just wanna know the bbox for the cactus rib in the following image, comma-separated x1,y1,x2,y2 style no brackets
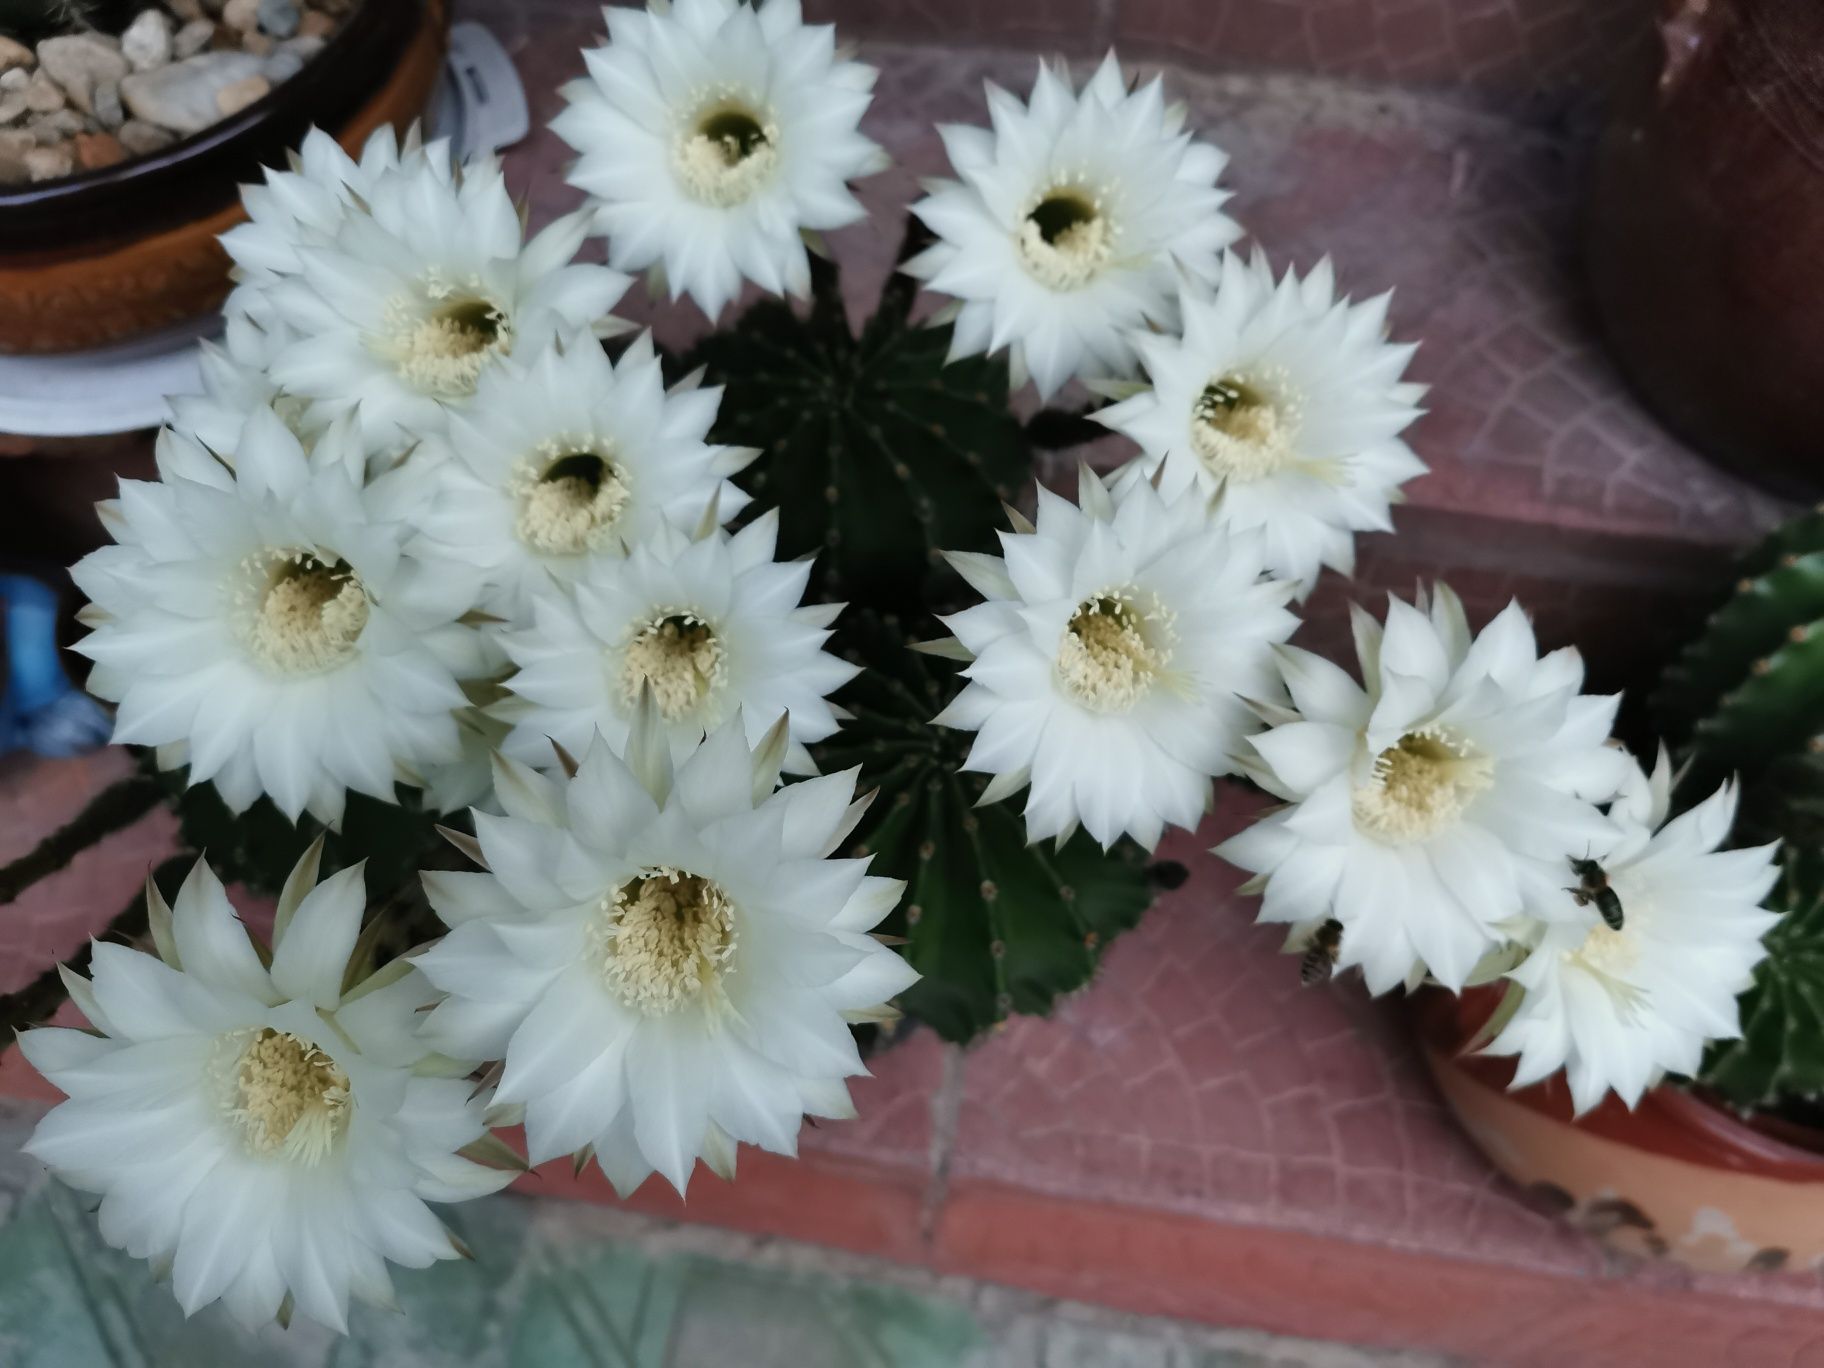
1681,622,1824,795
814,612,1154,1043
684,274,1032,613
1701,847,1824,1109
1652,506,1824,799
1652,551,1824,738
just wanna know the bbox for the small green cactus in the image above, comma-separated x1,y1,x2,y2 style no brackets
1700,845,1824,1109
1652,504,1824,798
813,612,1158,1043
1658,504,1824,1112
683,258,1033,613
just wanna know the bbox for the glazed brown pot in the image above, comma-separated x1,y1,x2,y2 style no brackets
1587,0,1824,497
0,0,450,354
1415,986,1824,1274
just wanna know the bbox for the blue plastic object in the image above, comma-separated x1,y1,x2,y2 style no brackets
0,573,110,759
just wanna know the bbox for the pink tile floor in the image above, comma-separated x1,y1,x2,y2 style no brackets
1107,0,1650,100
0,750,174,996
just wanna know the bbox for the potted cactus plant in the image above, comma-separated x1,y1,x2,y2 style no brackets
0,17,1291,1326
9,0,1804,1331
682,244,1174,1043
1417,505,1824,1273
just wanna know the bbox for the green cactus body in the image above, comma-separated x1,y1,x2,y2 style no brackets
1652,505,1824,795
1700,846,1824,1109
813,612,1155,1043
1737,507,1824,580
142,750,442,903
683,279,1033,613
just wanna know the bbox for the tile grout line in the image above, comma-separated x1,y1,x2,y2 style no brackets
919,1043,965,1245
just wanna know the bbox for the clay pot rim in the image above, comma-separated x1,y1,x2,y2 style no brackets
0,0,417,244
1412,984,1824,1179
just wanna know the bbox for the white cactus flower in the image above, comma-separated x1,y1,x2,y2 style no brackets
18,850,515,1333
413,701,916,1195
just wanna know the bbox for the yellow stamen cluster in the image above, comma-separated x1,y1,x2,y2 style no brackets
385,281,513,397
674,100,780,208
226,1028,350,1166
1571,920,1644,978
1055,591,1171,714
1016,184,1113,291
1351,727,1494,845
1191,368,1303,482
1567,905,1651,1021
240,550,369,676
593,868,738,1016
618,611,725,721
512,444,632,556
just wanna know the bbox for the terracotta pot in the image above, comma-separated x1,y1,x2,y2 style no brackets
1414,986,1824,1274
1587,0,1824,497
0,0,450,355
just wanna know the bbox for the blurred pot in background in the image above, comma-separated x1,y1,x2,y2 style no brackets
1588,0,1824,498
0,0,449,354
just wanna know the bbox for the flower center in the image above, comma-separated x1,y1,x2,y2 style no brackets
385,281,513,397
1191,369,1303,482
1571,921,1644,979
1055,590,1172,713
1567,905,1650,1018
224,1028,350,1166
674,100,780,207
592,867,737,1016
512,445,632,556
1017,185,1112,291
239,550,369,676
618,611,725,721
1351,727,1494,845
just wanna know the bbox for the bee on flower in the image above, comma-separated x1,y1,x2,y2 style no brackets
1218,585,1628,993
1485,749,1782,1114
